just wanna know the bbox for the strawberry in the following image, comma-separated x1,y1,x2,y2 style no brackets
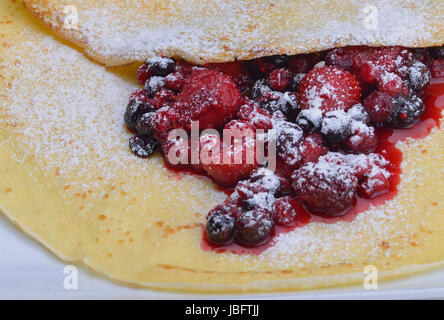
297,66,361,113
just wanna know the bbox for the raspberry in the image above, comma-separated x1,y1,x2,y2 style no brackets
174,69,243,130
431,59,444,78
345,121,378,154
299,133,328,164
124,89,155,131
234,209,274,246
385,93,425,128
325,46,369,70
137,63,151,85
199,122,258,186
348,153,391,198
161,136,191,169
377,72,407,96
149,107,180,141
292,153,358,215
363,91,394,123
207,61,253,94
267,68,293,91
129,134,158,158
236,100,273,130
274,196,298,226
150,88,176,109
164,72,185,92
298,66,361,113
206,211,235,245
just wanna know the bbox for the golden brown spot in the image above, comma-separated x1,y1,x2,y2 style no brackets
81,193,87,200
422,149,427,154
63,185,71,190
432,202,438,206
104,194,109,199
108,253,112,258
125,231,131,235
381,241,390,249
5,188,12,192
118,239,125,244
98,214,107,221
410,241,418,247
79,206,85,210
155,221,164,227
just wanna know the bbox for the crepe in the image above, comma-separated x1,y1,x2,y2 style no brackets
24,0,444,66
1,0,444,293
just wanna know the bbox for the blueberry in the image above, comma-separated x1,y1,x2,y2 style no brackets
129,134,158,158
234,209,273,246
206,213,235,246
124,96,155,131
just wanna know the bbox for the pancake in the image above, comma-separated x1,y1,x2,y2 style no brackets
24,0,444,66
1,0,444,293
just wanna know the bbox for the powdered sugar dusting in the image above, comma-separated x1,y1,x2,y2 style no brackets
1,27,226,216
25,0,443,66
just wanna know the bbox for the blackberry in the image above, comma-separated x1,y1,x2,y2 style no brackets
251,79,270,99
385,93,425,128
234,209,274,246
428,46,444,59
320,110,352,144
296,108,323,133
275,121,304,162
135,112,155,135
129,134,158,158
145,57,176,77
124,92,155,131
260,92,299,118
266,55,288,68
347,104,371,125
144,76,165,98
407,61,431,90
289,73,306,91
206,212,235,245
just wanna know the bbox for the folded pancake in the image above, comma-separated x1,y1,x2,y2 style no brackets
24,0,444,66
1,0,444,292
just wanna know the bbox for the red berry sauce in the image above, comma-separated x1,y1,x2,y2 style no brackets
124,46,444,255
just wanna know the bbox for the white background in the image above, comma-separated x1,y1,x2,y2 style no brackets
1,216,444,299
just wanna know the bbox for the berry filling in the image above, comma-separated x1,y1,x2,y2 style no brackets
124,45,444,253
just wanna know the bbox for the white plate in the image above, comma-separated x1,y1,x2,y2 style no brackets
1,215,444,300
